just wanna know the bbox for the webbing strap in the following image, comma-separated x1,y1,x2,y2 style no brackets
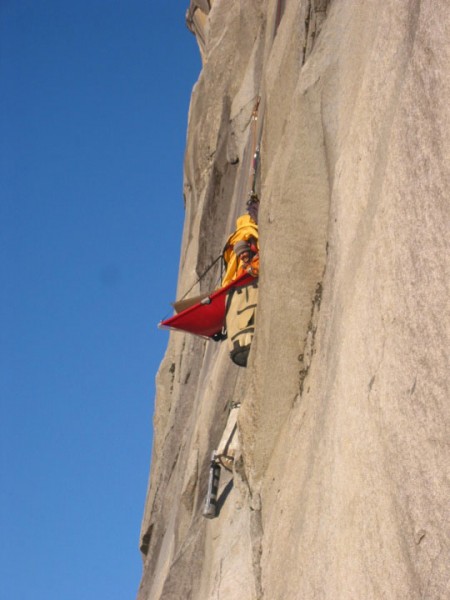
177,253,222,303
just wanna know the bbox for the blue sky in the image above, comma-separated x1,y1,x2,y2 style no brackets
0,2,201,598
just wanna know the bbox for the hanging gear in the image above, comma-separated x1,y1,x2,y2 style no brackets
248,98,261,201
247,193,260,223
215,402,241,470
202,451,221,519
202,401,241,519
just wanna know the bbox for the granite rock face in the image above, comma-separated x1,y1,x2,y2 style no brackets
138,1,450,598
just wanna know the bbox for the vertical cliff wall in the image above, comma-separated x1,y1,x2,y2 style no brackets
138,1,449,598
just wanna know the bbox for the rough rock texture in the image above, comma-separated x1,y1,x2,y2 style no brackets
138,1,449,598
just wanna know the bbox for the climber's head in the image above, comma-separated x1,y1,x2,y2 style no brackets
234,240,253,264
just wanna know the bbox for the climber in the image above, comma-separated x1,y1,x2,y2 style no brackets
221,214,259,286
233,239,259,279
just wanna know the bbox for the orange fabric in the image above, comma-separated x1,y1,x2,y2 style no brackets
236,254,259,279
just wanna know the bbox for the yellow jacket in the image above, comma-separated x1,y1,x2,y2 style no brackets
221,214,259,286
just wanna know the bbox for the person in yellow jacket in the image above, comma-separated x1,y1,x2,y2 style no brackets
233,240,259,279
221,214,259,286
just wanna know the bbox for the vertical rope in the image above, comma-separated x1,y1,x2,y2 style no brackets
243,0,286,222
230,0,287,226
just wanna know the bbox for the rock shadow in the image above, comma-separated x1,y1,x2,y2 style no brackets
215,478,234,516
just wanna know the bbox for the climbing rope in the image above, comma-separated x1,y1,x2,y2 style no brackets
245,96,262,223
248,96,261,198
176,253,223,303
219,0,286,220
247,94,265,223
240,0,286,224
